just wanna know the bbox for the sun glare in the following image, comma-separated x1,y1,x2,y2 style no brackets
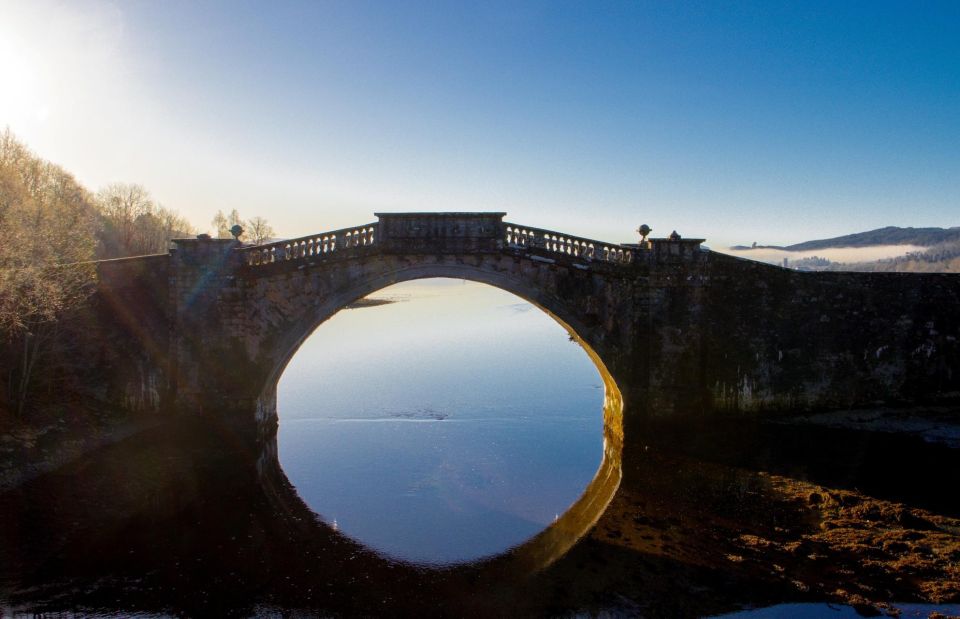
0,1,126,136
0,18,44,126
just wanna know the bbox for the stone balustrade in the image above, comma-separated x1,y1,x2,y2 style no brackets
503,223,633,265
241,224,378,266
240,216,641,269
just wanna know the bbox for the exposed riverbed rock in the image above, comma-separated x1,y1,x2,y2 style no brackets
592,449,960,612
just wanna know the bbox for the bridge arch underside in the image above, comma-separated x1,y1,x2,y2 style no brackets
247,258,623,444
241,257,625,567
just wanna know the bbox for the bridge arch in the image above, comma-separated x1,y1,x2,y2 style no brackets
253,259,625,569
167,213,651,434
260,261,619,414
246,256,621,450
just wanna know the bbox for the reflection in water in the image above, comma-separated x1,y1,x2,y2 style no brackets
1,415,958,616
276,279,609,564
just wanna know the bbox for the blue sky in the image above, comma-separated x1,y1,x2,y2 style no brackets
1,0,957,247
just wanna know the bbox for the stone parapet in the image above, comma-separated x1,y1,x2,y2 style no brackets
376,212,506,253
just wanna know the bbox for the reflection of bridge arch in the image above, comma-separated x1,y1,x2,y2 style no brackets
256,382,622,575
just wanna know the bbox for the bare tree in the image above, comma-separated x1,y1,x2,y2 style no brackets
96,183,151,252
228,209,242,229
97,183,194,257
211,210,274,243
246,216,275,245
212,210,230,239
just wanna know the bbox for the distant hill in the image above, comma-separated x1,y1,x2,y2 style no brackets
784,226,960,251
731,226,960,252
729,225,960,273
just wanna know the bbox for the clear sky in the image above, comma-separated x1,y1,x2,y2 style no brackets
1,0,957,248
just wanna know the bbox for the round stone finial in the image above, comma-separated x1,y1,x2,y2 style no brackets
230,224,244,240
637,224,652,242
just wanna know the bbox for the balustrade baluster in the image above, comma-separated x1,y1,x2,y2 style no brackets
241,220,635,270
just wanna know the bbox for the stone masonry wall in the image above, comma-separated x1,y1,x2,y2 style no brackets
694,253,960,413
87,254,171,414
184,247,639,437
83,226,960,436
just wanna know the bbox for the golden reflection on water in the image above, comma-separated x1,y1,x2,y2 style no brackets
488,312,623,575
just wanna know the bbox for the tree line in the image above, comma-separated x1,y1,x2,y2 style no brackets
211,209,274,245
796,241,960,273
840,242,960,273
0,129,275,419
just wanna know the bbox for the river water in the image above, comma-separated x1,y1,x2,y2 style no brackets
276,278,605,565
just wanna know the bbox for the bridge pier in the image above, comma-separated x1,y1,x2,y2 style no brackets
168,236,266,424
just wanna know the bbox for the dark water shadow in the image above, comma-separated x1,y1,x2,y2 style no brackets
629,415,960,518
1,409,957,616
0,420,763,617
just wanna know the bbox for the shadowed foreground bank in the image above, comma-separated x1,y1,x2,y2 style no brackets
0,414,958,617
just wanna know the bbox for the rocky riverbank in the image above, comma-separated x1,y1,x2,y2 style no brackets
581,412,960,615
590,448,960,614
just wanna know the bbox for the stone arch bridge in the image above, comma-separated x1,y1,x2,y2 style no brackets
92,212,960,440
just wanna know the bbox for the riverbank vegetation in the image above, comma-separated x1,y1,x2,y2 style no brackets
0,130,275,423
1,130,101,420
783,242,960,273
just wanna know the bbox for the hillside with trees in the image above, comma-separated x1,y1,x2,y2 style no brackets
0,130,101,417
785,227,960,252
732,226,960,252
95,182,195,258
732,225,960,273
823,241,960,273
0,130,278,421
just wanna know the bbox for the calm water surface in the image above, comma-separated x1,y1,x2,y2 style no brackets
276,279,605,565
